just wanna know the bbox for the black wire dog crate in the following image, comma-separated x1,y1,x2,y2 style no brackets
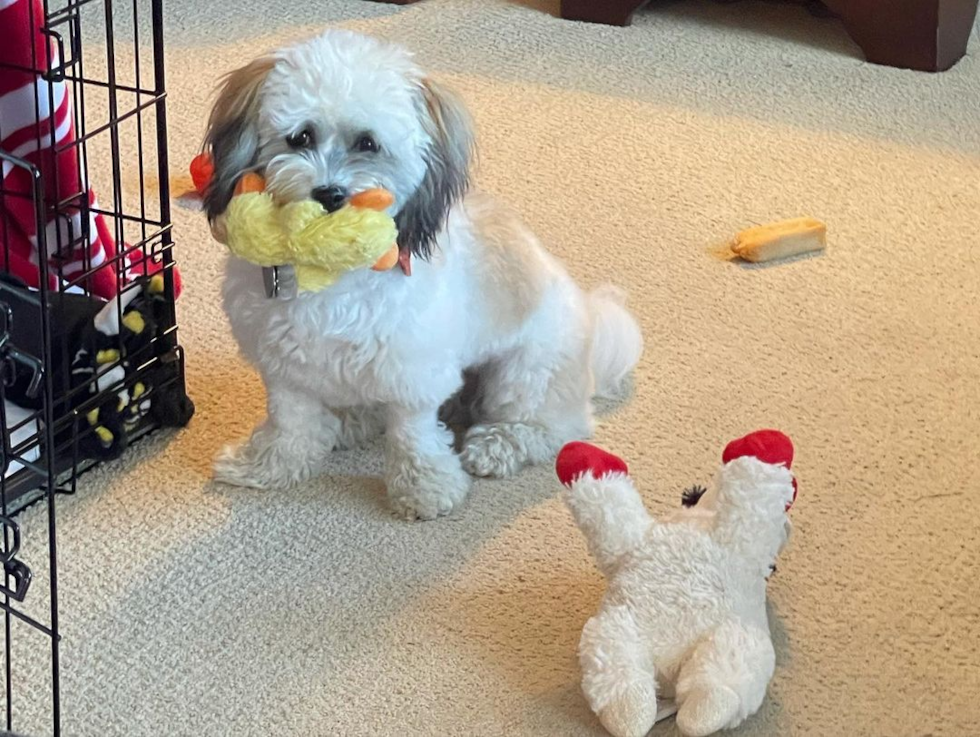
0,0,192,733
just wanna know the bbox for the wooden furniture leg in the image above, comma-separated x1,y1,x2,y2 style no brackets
825,0,978,71
561,0,650,26
560,0,977,71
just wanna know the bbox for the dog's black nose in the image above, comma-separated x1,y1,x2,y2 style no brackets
312,185,348,213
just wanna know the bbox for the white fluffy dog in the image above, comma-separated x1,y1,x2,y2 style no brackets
204,30,643,519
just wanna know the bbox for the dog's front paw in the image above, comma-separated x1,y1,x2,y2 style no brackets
386,451,472,521
213,440,284,489
213,423,328,490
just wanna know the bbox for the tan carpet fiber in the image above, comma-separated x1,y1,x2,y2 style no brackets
10,1,980,735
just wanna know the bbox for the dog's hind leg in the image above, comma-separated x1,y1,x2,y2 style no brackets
459,337,594,479
334,405,387,450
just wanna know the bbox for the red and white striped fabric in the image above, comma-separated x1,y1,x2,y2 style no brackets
0,0,180,299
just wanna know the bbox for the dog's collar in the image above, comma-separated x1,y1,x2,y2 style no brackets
398,248,412,277
262,251,412,300
263,265,296,299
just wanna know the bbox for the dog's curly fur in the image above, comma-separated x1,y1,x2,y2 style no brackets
204,30,643,519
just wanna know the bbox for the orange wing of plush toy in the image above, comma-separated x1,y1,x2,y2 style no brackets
233,171,265,196
350,189,399,271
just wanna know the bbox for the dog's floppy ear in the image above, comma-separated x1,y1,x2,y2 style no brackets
397,78,476,260
202,57,275,222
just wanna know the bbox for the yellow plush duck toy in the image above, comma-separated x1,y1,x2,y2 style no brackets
191,153,401,294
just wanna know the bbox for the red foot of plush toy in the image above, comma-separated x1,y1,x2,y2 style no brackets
723,429,797,507
556,441,629,487
723,429,793,468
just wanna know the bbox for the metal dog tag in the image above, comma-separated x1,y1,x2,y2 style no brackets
262,265,298,300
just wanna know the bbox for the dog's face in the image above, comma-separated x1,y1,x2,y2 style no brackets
203,30,475,259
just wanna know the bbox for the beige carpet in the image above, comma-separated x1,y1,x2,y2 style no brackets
9,1,980,735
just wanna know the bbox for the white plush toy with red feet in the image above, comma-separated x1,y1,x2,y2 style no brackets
556,430,799,737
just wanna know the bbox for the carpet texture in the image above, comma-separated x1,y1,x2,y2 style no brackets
8,1,980,735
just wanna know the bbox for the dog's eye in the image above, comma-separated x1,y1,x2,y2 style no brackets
286,129,314,149
354,134,379,153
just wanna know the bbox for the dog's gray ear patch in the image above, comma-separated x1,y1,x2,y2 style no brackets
396,78,476,260
202,57,275,222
